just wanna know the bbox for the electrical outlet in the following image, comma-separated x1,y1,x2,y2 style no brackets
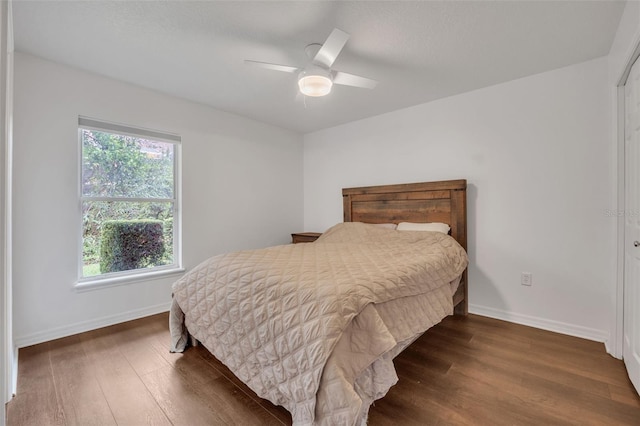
521,272,532,286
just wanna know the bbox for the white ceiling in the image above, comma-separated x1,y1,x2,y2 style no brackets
12,0,625,134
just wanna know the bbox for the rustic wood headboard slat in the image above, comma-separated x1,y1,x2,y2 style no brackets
346,190,451,202
342,179,466,195
350,200,452,224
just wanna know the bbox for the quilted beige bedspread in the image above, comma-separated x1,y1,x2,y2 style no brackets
170,222,468,425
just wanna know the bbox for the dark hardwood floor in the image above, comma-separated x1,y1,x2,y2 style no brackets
6,313,640,425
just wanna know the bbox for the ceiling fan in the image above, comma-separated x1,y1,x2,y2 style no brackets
245,28,378,97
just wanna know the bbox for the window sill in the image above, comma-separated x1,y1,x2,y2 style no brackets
74,267,185,292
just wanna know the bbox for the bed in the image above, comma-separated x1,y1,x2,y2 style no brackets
170,179,469,426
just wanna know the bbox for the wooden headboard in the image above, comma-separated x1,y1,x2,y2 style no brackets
342,179,468,315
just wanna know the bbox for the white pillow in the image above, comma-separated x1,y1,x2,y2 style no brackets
396,222,450,234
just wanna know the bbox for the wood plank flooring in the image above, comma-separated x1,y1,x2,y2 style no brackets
6,313,640,425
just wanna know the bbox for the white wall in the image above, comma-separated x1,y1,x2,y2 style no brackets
304,57,614,343
12,53,303,347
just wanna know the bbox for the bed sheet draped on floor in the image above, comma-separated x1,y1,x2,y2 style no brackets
170,222,468,425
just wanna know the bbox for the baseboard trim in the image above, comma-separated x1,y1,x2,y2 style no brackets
469,304,609,343
14,302,171,348
13,302,610,350
604,339,621,360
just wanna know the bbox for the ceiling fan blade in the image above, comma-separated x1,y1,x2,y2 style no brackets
313,28,350,68
244,60,299,73
333,71,378,89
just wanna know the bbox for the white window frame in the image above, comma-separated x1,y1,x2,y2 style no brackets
75,117,183,291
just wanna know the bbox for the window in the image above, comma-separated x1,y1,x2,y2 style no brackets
78,117,181,283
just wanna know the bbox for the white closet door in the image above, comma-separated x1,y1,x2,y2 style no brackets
624,55,640,395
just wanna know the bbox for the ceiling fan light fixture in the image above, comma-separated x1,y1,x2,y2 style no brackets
298,73,333,97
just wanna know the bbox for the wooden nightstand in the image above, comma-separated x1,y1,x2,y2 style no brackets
291,232,322,244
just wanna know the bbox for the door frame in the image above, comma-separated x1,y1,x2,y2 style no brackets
614,36,640,359
1,1,13,421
